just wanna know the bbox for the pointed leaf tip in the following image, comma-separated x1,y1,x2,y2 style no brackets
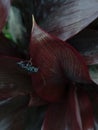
32,15,35,28
30,21,92,101
31,15,50,44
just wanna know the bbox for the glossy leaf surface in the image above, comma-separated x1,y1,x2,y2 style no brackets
42,86,94,130
77,89,94,130
91,94,98,130
30,19,92,102
41,0,98,40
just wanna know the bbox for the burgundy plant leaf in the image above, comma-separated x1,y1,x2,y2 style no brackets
91,94,98,129
42,102,68,130
30,18,92,102
0,0,10,32
85,88,98,129
28,91,48,107
41,0,98,41
42,86,91,130
77,89,94,130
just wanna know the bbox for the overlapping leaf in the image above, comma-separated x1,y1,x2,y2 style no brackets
24,106,47,130
0,95,29,130
30,18,92,102
86,88,98,129
0,0,10,32
0,96,47,130
77,89,94,130
0,1,97,130
0,56,47,106
42,86,94,130
41,0,98,40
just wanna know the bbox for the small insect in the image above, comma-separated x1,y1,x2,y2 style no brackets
17,58,38,73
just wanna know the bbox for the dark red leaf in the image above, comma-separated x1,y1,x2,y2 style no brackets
30,18,92,102
42,103,68,130
41,0,98,40
28,92,48,107
0,0,10,32
85,89,98,129
77,89,94,130
66,86,83,130
42,86,83,130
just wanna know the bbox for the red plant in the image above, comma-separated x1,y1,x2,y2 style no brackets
0,0,98,130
